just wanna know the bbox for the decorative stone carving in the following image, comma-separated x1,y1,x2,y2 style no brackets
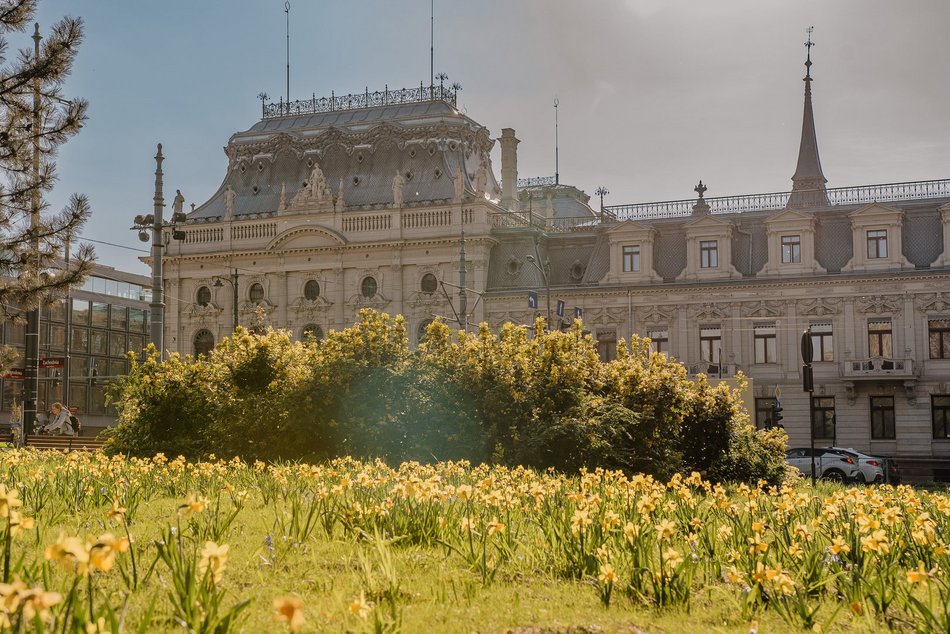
798,297,841,316
856,295,902,315
916,292,950,313
636,304,677,324
689,302,731,321
474,159,488,197
289,295,334,318
290,161,334,211
584,306,627,326
742,300,784,318
185,302,223,328
488,310,535,329
278,182,287,212
504,256,523,278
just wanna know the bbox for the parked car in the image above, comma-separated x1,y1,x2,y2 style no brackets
785,448,860,482
827,447,900,484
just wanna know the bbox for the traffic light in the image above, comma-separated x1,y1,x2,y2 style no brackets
772,401,784,426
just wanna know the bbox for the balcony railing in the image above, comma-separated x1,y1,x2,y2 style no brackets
841,357,916,380
262,82,458,119
687,362,743,379
518,176,557,188
604,179,950,221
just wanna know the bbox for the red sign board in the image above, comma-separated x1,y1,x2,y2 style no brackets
40,357,65,369
2,368,24,379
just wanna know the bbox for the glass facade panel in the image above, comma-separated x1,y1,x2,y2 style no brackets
91,302,109,328
71,328,89,353
70,356,89,380
3,321,25,346
68,383,87,415
110,333,127,357
47,324,66,351
110,359,127,378
47,298,67,322
91,331,108,355
129,308,147,333
72,299,90,325
111,306,128,331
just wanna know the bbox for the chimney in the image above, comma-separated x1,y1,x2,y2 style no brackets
499,128,520,211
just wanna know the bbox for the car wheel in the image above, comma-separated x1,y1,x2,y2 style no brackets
822,469,845,482
854,472,867,484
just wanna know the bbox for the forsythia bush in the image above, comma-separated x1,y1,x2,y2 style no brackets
105,310,787,483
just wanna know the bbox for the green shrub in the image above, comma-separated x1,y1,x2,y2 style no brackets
105,311,787,484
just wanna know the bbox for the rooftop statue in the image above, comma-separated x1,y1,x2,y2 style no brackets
392,170,406,206
172,189,185,216
290,161,335,211
223,185,236,219
453,166,465,203
474,160,488,197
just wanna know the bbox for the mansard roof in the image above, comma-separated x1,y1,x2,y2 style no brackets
186,97,500,222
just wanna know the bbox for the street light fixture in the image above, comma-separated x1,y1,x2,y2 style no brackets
129,145,188,360
525,254,552,326
212,269,239,332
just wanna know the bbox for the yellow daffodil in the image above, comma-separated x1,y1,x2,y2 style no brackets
198,541,229,584
273,596,305,632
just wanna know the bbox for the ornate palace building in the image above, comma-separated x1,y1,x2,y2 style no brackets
162,55,950,475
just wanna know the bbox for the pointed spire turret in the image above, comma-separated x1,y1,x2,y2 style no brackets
788,27,829,208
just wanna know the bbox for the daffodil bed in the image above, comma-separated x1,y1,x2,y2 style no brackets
0,450,946,633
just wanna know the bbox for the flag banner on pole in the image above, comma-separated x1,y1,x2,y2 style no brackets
528,291,538,309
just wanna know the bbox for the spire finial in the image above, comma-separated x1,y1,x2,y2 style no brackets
804,26,814,81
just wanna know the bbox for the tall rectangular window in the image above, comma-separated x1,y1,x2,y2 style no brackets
810,323,834,362
622,245,641,272
781,235,801,263
753,324,777,364
866,229,888,259
867,318,892,358
699,326,722,363
755,397,777,430
812,396,836,440
870,396,896,439
929,319,950,359
597,330,617,363
647,328,668,355
700,240,718,268
932,395,950,439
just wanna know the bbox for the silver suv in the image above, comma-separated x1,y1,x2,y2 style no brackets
785,448,860,482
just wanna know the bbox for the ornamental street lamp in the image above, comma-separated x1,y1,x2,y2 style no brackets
212,269,239,331
525,254,552,326
129,144,187,361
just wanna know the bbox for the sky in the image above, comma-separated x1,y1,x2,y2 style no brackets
30,0,950,274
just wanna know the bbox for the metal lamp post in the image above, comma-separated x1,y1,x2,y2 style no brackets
525,254,552,325
212,269,239,331
130,144,187,361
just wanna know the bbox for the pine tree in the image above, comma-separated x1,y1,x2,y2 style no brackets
0,0,94,371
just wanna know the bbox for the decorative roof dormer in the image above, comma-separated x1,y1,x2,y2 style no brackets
677,214,742,281
841,202,913,272
763,207,825,276
602,220,662,284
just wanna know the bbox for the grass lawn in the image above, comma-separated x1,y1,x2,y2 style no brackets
0,450,943,632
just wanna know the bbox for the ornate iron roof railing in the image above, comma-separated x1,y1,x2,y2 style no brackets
604,178,950,221
517,176,557,188
261,82,458,119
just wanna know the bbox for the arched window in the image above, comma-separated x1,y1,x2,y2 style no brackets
420,273,438,294
360,276,377,298
304,280,320,301
302,324,323,341
418,319,433,344
196,286,212,307
193,329,215,356
249,283,264,302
